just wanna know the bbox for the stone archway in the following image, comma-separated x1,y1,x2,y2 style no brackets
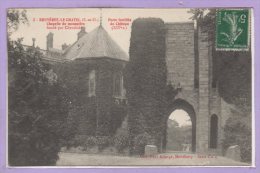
163,99,196,152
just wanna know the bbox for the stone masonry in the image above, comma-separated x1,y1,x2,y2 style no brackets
165,22,233,153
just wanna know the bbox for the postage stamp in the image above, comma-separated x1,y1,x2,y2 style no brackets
216,9,250,51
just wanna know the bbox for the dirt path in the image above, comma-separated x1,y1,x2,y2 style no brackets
56,151,250,166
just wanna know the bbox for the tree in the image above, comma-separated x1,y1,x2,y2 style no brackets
7,9,28,36
8,10,72,166
125,18,167,154
189,9,251,111
222,112,251,163
167,119,192,151
189,9,252,162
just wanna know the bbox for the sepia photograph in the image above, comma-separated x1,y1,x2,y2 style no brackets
7,8,252,166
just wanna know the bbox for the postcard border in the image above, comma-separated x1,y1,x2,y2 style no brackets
0,0,259,173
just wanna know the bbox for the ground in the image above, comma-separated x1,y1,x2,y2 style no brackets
56,151,250,166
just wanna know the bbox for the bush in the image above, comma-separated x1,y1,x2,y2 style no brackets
222,115,251,163
110,105,127,135
114,128,129,153
96,136,113,151
8,40,75,166
8,127,61,166
66,139,77,149
69,135,85,147
83,136,98,150
133,132,152,155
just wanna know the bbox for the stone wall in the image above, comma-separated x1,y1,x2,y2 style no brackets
197,28,210,152
165,22,199,114
165,22,195,90
164,22,234,153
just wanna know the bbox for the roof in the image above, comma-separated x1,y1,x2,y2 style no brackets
64,25,128,61
48,47,64,54
22,45,68,64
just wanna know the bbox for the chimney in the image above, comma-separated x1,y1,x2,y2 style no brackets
32,38,36,47
46,32,54,50
62,43,69,50
77,27,86,40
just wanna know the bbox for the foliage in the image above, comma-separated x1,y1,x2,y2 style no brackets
216,51,251,111
110,104,128,135
67,117,129,153
96,136,114,151
189,9,252,161
114,119,129,153
57,59,127,136
166,84,179,105
56,61,99,136
114,133,129,153
125,18,167,154
8,39,72,166
189,9,251,112
8,10,73,165
167,119,192,151
222,113,251,163
7,9,28,36
67,135,99,150
133,132,152,155
66,132,129,154
85,136,98,149
61,106,82,148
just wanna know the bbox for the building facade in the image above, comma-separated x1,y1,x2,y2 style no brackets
34,22,234,153
164,22,234,153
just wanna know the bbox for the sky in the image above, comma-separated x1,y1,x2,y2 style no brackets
10,8,193,54
169,110,192,127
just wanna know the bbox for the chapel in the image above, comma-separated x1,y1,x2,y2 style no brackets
44,24,129,137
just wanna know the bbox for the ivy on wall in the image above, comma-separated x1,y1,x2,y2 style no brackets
125,18,168,155
56,59,127,137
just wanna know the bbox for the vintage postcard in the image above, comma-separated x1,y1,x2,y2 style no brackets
6,7,253,167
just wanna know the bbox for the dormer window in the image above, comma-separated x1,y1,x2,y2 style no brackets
88,70,96,97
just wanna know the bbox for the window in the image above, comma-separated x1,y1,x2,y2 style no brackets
113,73,125,97
88,70,96,97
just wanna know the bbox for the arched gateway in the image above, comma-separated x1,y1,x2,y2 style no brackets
40,21,234,154
163,22,233,153
163,99,196,152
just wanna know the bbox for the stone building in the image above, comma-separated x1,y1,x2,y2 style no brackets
33,21,234,154
24,25,129,137
57,25,128,137
164,22,234,153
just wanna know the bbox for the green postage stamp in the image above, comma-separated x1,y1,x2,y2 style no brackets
216,9,250,51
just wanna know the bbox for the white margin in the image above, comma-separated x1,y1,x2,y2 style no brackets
251,7,255,167
5,7,256,168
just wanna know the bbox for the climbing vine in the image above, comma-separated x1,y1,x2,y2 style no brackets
125,18,167,155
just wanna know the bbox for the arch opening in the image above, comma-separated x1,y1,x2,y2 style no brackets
167,109,192,152
163,99,196,152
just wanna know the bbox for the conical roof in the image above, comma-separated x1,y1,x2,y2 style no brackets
64,26,128,61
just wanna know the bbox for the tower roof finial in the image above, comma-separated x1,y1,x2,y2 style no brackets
100,8,102,26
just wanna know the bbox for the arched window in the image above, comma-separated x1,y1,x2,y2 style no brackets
113,73,124,97
210,114,218,148
88,70,96,97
